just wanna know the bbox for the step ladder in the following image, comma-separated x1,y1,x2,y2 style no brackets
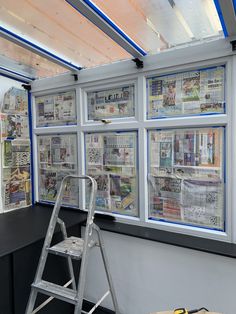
25,175,120,314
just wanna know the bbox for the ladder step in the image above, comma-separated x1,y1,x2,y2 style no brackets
32,280,77,304
48,236,84,260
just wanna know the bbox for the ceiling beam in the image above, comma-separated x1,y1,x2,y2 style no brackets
66,0,146,59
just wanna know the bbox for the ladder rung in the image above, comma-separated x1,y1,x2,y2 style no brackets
48,236,84,260
32,280,77,304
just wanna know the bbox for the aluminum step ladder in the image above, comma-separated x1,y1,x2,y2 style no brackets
25,175,120,314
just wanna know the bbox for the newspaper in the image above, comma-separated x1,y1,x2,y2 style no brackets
147,66,225,118
3,139,31,168
2,87,28,114
3,179,31,211
2,164,31,211
182,179,224,229
39,169,79,205
148,127,224,229
87,85,135,120
149,175,182,220
36,90,76,126
0,87,31,211
38,134,78,205
149,128,223,170
86,132,137,216
1,114,29,138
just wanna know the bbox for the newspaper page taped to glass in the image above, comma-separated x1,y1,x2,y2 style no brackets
0,86,31,211
148,127,224,230
37,134,78,206
1,87,28,115
87,85,135,120
1,114,29,139
2,139,31,210
36,90,76,127
85,131,138,216
147,66,225,119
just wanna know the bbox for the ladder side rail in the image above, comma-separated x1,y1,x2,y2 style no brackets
25,175,71,314
74,176,97,313
93,224,120,314
32,175,73,283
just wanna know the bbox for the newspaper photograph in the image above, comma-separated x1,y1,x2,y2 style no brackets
87,85,135,120
181,71,200,102
147,76,182,118
2,87,28,114
182,179,224,230
1,114,29,138
147,66,225,118
149,130,174,169
85,132,138,216
36,90,76,126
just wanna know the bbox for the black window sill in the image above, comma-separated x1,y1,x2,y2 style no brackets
92,216,236,259
3,202,235,259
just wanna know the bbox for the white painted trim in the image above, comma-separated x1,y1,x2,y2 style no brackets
231,55,236,243
30,43,233,242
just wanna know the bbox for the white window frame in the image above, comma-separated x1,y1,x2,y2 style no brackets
31,39,236,243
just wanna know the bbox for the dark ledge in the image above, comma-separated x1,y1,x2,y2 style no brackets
0,204,87,257
93,218,236,259
1,202,235,259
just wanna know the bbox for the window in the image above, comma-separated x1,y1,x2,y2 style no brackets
85,131,138,217
148,127,224,230
35,90,76,127
147,66,225,119
87,84,135,121
32,54,230,242
37,134,78,206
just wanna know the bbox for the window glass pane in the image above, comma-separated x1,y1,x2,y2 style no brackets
37,134,78,206
92,0,222,53
0,36,69,79
35,91,76,127
87,85,135,121
147,66,225,119
0,0,131,71
85,131,138,217
148,127,224,230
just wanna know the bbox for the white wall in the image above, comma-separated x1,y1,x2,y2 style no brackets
84,230,236,314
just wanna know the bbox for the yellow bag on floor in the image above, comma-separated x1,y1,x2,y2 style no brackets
150,311,221,314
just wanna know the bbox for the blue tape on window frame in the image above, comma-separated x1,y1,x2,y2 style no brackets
213,0,228,37
0,26,82,71
28,91,35,205
66,0,146,57
233,0,236,13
